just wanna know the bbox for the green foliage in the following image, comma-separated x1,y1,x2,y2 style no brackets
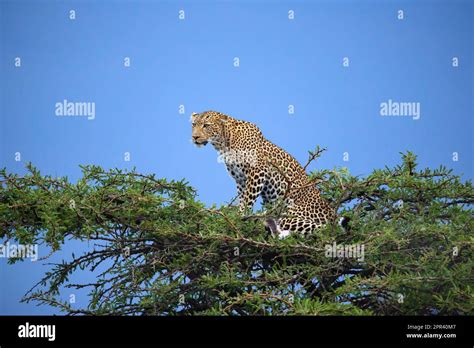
0,152,473,315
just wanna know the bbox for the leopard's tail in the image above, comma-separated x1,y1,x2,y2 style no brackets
338,216,351,232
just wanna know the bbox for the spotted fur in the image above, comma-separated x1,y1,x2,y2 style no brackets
191,111,336,237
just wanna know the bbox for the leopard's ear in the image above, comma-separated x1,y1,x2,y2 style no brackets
190,112,198,122
218,115,228,124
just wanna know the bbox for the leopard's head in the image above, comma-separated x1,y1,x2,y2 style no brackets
191,111,228,147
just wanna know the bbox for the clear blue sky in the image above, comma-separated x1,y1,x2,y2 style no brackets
1,0,472,314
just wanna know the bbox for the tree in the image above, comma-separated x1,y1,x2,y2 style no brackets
0,151,473,315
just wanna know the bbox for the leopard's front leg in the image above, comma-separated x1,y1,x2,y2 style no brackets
239,169,265,215
226,163,246,205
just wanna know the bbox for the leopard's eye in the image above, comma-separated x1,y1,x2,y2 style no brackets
203,124,210,128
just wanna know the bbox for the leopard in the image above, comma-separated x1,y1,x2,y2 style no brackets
191,110,345,238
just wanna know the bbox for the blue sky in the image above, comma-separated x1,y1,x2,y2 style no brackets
0,0,472,314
